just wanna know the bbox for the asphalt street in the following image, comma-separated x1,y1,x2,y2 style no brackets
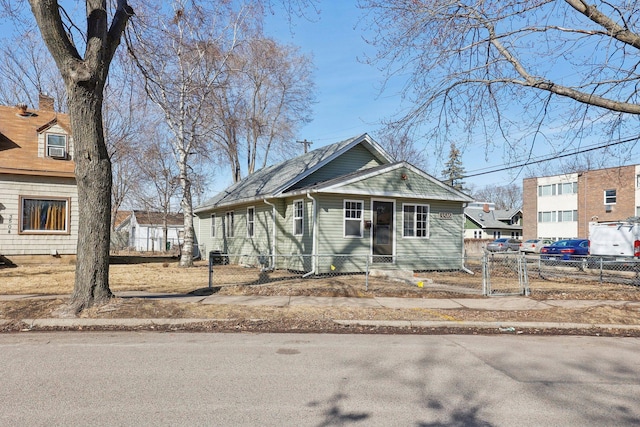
1,332,639,426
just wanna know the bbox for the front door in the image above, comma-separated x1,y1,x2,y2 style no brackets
372,201,394,263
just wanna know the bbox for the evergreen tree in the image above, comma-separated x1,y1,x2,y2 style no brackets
441,143,466,191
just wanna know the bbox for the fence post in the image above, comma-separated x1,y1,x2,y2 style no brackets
482,251,489,296
208,254,214,289
365,255,369,292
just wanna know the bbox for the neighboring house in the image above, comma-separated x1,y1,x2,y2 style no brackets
0,95,77,262
464,202,522,239
523,165,640,240
194,134,473,273
115,210,184,252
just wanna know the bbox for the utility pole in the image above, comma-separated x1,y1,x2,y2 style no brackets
296,139,313,153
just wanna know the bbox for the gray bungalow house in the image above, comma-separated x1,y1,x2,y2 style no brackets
194,134,473,273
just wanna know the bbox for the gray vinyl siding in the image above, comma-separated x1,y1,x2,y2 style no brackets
291,145,385,190
0,175,78,255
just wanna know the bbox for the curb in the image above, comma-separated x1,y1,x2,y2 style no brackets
5,317,640,332
334,319,640,331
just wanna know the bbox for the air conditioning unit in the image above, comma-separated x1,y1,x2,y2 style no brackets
48,146,66,159
605,205,613,212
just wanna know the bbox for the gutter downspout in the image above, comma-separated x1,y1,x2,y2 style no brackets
303,192,318,277
461,202,474,275
263,199,277,268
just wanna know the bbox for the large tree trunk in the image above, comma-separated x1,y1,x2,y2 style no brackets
27,0,133,312
178,154,195,267
68,86,113,311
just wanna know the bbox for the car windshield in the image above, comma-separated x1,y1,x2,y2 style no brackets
551,240,570,246
495,239,508,242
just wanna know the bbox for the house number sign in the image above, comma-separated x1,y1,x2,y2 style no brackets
439,212,453,220
7,214,12,233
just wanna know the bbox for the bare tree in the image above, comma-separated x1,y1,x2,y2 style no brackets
22,0,133,312
209,36,315,182
125,1,250,267
471,183,522,210
0,30,66,110
377,130,428,170
359,1,640,170
135,134,181,252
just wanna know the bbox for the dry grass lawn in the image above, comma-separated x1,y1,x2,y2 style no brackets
2,257,640,330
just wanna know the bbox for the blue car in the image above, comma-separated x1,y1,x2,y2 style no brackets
540,239,590,260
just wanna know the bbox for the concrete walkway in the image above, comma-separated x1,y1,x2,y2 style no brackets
2,292,640,332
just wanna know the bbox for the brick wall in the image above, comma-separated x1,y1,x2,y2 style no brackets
577,165,636,236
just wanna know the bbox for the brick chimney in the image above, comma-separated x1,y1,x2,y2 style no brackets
483,203,490,213
38,93,55,112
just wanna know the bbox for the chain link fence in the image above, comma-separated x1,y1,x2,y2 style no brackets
529,255,640,287
207,252,535,296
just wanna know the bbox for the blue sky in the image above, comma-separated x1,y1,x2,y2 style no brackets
263,2,521,190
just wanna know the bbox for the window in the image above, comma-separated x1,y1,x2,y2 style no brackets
604,189,616,204
210,214,216,237
558,182,577,195
344,200,363,237
538,184,556,196
225,211,234,238
20,197,69,233
403,204,429,238
46,133,67,158
247,207,255,238
559,210,577,222
293,200,303,236
538,211,557,223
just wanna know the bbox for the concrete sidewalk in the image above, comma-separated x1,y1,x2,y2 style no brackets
2,292,640,332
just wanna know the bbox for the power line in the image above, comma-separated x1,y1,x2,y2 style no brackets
461,134,640,179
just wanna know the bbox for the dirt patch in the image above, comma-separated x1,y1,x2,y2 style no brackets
2,260,640,336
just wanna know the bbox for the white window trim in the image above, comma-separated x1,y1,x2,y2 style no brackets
293,200,304,236
210,214,216,238
225,211,234,238
402,203,430,239
45,132,68,158
604,189,617,205
247,207,255,238
343,199,364,238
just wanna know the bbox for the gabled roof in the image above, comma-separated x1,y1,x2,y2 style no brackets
465,207,522,230
494,207,522,221
133,211,184,227
195,133,393,212
0,104,74,178
285,161,473,202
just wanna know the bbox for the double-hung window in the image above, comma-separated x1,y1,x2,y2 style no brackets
225,211,234,238
46,133,67,158
344,200,363,237
247,207,255,238
210,214,216,237
403,204,429,238
293,200,303,236
604,189,617,204
20,197,69,233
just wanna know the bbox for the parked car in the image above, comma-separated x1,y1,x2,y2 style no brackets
540,239,590,260
486,238,521,252
520,238,554,254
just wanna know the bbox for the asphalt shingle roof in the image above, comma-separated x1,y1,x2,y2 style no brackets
196,134,389,212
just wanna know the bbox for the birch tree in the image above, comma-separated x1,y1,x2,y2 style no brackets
359,1,640,169
125,1,248,266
